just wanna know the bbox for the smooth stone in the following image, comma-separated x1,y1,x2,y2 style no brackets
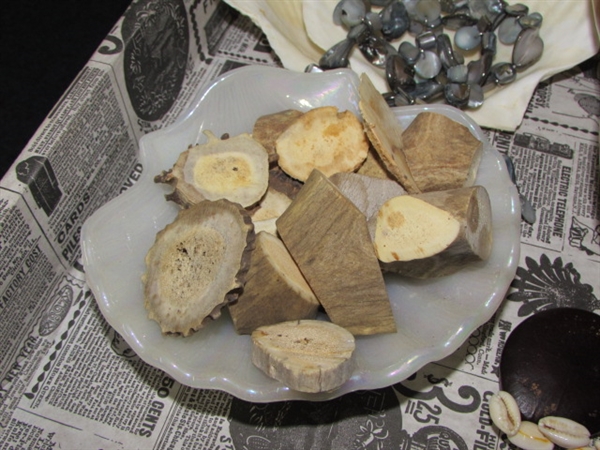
333,0,368,28
414,0,442,25
477,15,493,32
405,79,444,101
386,53,416,92
436,33,464,68
408,18,426,35
502,153,518,184
451,0,469,10
427,16,443,30
467,81,484,108
415,30,438,50
491,62,517,85
304,63,323,73
505,3,529,16
481,30,497,54
512,27,543,69
441,12,477,30
519,12,543,29
500,308,600,433
502,153,537,223
370,0,393,6
380,1,410,40
498,16,522,44
403,0,420,18
439,0,457,14
347,23,370,42
520,195,536,224
490,11,507,31
399,41,421,65
364,11,383,33
414,50,442,78
319,38,356,69
358,35,396,67
444,82,470,108
467,52,493,85
454,25,481,51
447,63,468,82
383,89,416,106
468,0,504,20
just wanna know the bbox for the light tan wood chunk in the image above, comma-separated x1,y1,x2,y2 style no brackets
372,186,493,278
251,320,355,393
275,106,369,182
401,112,483,192
356,146,396,181
252,109,303,163
249,187,293,235
143,199,255,336
329,172,406,222
228,232,320,334
358,73,421,194
276,169,396,335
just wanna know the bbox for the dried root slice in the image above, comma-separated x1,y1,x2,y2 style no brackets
250,188,292,235
277,170,396,335
252,109,303,163
275,106,369,182
358,73,421,194
356,146,396,181
268,166,304,200
229,232,319,334
373,186,493,278
401,112,483,192
143,199,255,336
251,320,355,393
155,130,269,208
329,172,406,222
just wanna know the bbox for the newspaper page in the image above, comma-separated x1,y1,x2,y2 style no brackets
0,0,598,448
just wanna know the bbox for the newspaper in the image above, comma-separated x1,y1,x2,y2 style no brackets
0,1,598,448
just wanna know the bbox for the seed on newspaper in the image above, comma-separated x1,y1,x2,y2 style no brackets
489,391,521,437
508,421,554,450
537,416,591,449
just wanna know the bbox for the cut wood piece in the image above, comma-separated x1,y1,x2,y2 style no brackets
268,166,304,200
249,187,292,235
358,73,421,194
401,112,483,192
356,146,396,181
276,169,397,335
252,109,303,163
155,130,269,208
228,231,320,334
373,186,493,278
251,320,355,393
143,199,255,336
275,106,369,182
329,172,406,222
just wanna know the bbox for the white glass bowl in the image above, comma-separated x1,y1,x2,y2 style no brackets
81,65,521,402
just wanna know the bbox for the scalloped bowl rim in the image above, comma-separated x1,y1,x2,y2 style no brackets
81,65,521,402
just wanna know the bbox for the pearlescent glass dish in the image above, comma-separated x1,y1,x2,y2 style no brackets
81,65,520,402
